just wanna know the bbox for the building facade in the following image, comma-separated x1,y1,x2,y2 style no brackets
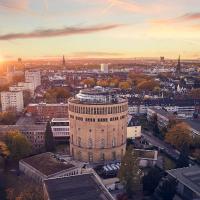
1,91,24,112
25,70,41,89
51,118,70,141
68,87,128,163
27,103,68,121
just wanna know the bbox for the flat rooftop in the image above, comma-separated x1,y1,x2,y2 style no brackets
22,152,75,176
167,165,200,196
184,119,200,132
44,173,114,200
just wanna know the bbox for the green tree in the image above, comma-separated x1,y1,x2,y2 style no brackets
142,167,163,195
118,147,142,197
45,121,55,152
176,143,189,168
153,176,177,200
5,131,32,160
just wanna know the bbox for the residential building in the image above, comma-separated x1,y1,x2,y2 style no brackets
167,166,200,200
127,115,141,139
68,86,128,163
147,107,174,128
27,103,68,121
25,70,41,89
1,91,24,112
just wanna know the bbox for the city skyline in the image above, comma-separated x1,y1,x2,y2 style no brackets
1,0,200,61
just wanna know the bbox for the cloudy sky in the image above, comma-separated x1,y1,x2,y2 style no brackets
0,0,200,60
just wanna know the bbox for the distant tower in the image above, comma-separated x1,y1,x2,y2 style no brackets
62,55,66,66
176,55,181,73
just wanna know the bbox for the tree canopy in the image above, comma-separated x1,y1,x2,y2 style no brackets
118,147,142,197
45,121,55,152
165,122,193,150
5,130,32,160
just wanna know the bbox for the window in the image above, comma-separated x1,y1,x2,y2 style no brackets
100,152,105,161
101,139,105,148
112,151,116,160
88,138,93,148
112,138,116,147
78,137,81,147
88,152,93,163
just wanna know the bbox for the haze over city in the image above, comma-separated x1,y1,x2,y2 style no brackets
0,0,200,61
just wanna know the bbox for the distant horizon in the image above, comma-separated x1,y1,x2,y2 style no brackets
1,1,200,61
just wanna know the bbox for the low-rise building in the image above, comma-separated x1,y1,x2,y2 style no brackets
185,119,200,136
51,118,70,141
19,152,83,182
147,107,174,128
27,103,68,121
43,173,114,200
127,115,141,139
0,124,46,150
167,166,200,200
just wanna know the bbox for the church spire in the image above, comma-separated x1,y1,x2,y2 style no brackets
176,55,181,73
62,55,65,66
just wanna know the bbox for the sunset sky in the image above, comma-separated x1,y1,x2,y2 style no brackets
0,0,200,60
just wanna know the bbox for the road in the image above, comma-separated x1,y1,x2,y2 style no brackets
141,131,180,160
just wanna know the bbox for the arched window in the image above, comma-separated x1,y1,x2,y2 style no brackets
112,137,116,147
78,137,81,147
101,138,105,149
88,138,93,148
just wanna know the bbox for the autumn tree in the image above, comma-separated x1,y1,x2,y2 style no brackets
82,78,96,87
165,122,193,150
0,112,17,125
44,87,70,103
96,79,109,87
45,121,55,152
109,77,120,87
189,88,200,99
0,141,10,170
5,131,32,161
118,147,142,197
119,81,131,90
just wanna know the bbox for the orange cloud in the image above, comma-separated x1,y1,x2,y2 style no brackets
152,12,200,25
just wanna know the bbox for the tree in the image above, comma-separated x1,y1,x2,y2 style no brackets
118,147,142,197
5,130,32,160
96,79,109,87
82,78,96,87
142,167,163,195
23,90,32,107
165,122,193,150
153,176,177,200
0,112,17,125
176,143,189,168
119,81,131,90
45,121,55,152
0,141,10,170
44,87,70,103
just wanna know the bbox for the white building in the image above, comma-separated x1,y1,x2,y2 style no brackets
51,118,70,141
1,91,24,112
25,70,41,89
100,64,109,73
9,82,35,97
127,115,141,139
